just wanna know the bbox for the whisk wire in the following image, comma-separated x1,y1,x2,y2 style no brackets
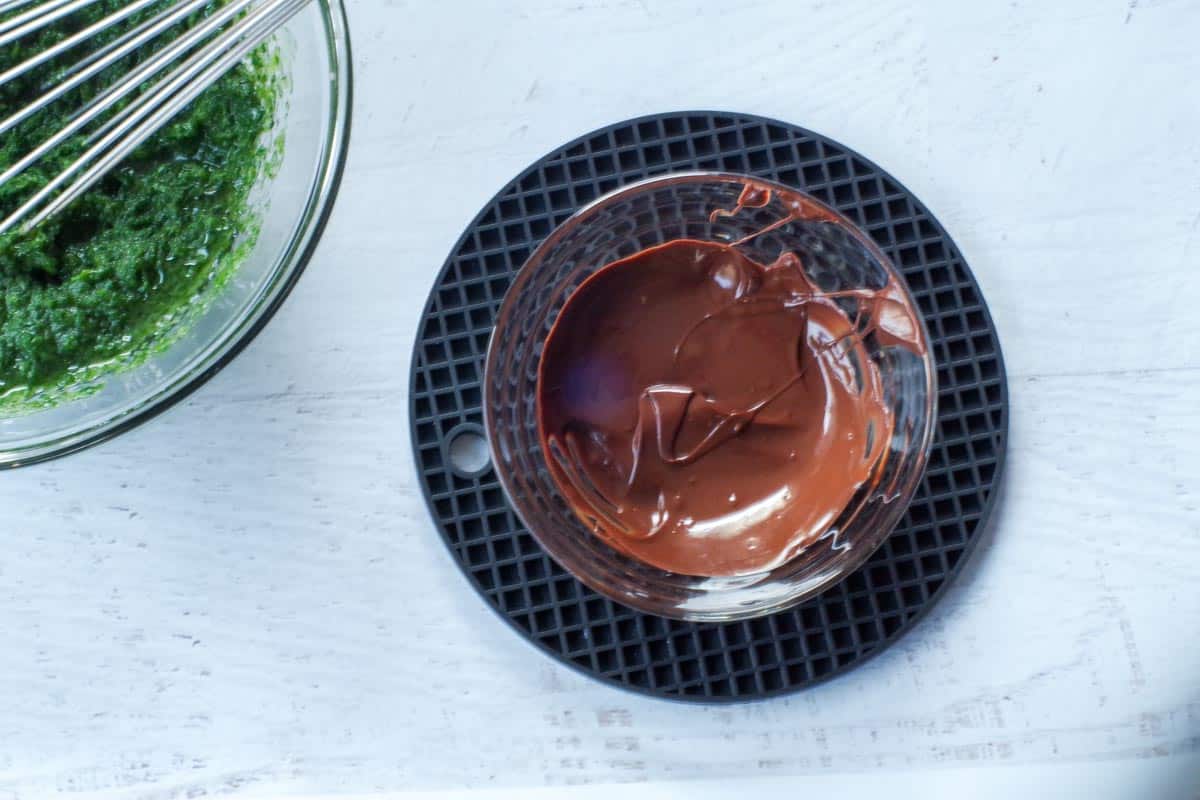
0,0,159,89
0,0,308,236
0,0,307,235
0,0,250,138
56,0,206,85
0,0,106,44
75,0,252,141
0,0,47,16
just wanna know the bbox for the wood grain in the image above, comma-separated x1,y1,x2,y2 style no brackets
2,0,1199,796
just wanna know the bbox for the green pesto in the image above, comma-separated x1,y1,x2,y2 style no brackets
0,1,281,410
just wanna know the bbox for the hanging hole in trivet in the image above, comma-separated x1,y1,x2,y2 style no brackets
445,423,491,477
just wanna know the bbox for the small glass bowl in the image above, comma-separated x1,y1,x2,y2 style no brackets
0,0,351,468
485,173,935,621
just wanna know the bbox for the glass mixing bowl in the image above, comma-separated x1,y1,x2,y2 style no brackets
0,0,352,468
485,173,935,621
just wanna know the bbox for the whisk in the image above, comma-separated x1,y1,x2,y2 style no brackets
0,0,311,237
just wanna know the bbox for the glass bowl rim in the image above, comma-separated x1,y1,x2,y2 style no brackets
483,170,938,620
0,0,354,470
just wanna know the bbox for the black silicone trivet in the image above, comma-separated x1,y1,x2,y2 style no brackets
410,111,1007,702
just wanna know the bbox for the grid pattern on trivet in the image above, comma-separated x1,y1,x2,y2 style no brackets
410,111,1008,702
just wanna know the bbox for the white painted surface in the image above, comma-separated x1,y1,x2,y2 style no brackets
3,0,1199,797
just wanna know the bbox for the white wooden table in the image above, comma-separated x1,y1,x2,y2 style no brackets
3,1,1199,797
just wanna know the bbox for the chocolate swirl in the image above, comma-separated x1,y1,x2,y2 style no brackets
537,182,924,577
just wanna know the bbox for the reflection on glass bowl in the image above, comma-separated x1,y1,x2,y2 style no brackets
485,173,935,621
0,0,351,469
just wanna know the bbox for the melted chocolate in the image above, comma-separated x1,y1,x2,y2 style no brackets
537,183,924,577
